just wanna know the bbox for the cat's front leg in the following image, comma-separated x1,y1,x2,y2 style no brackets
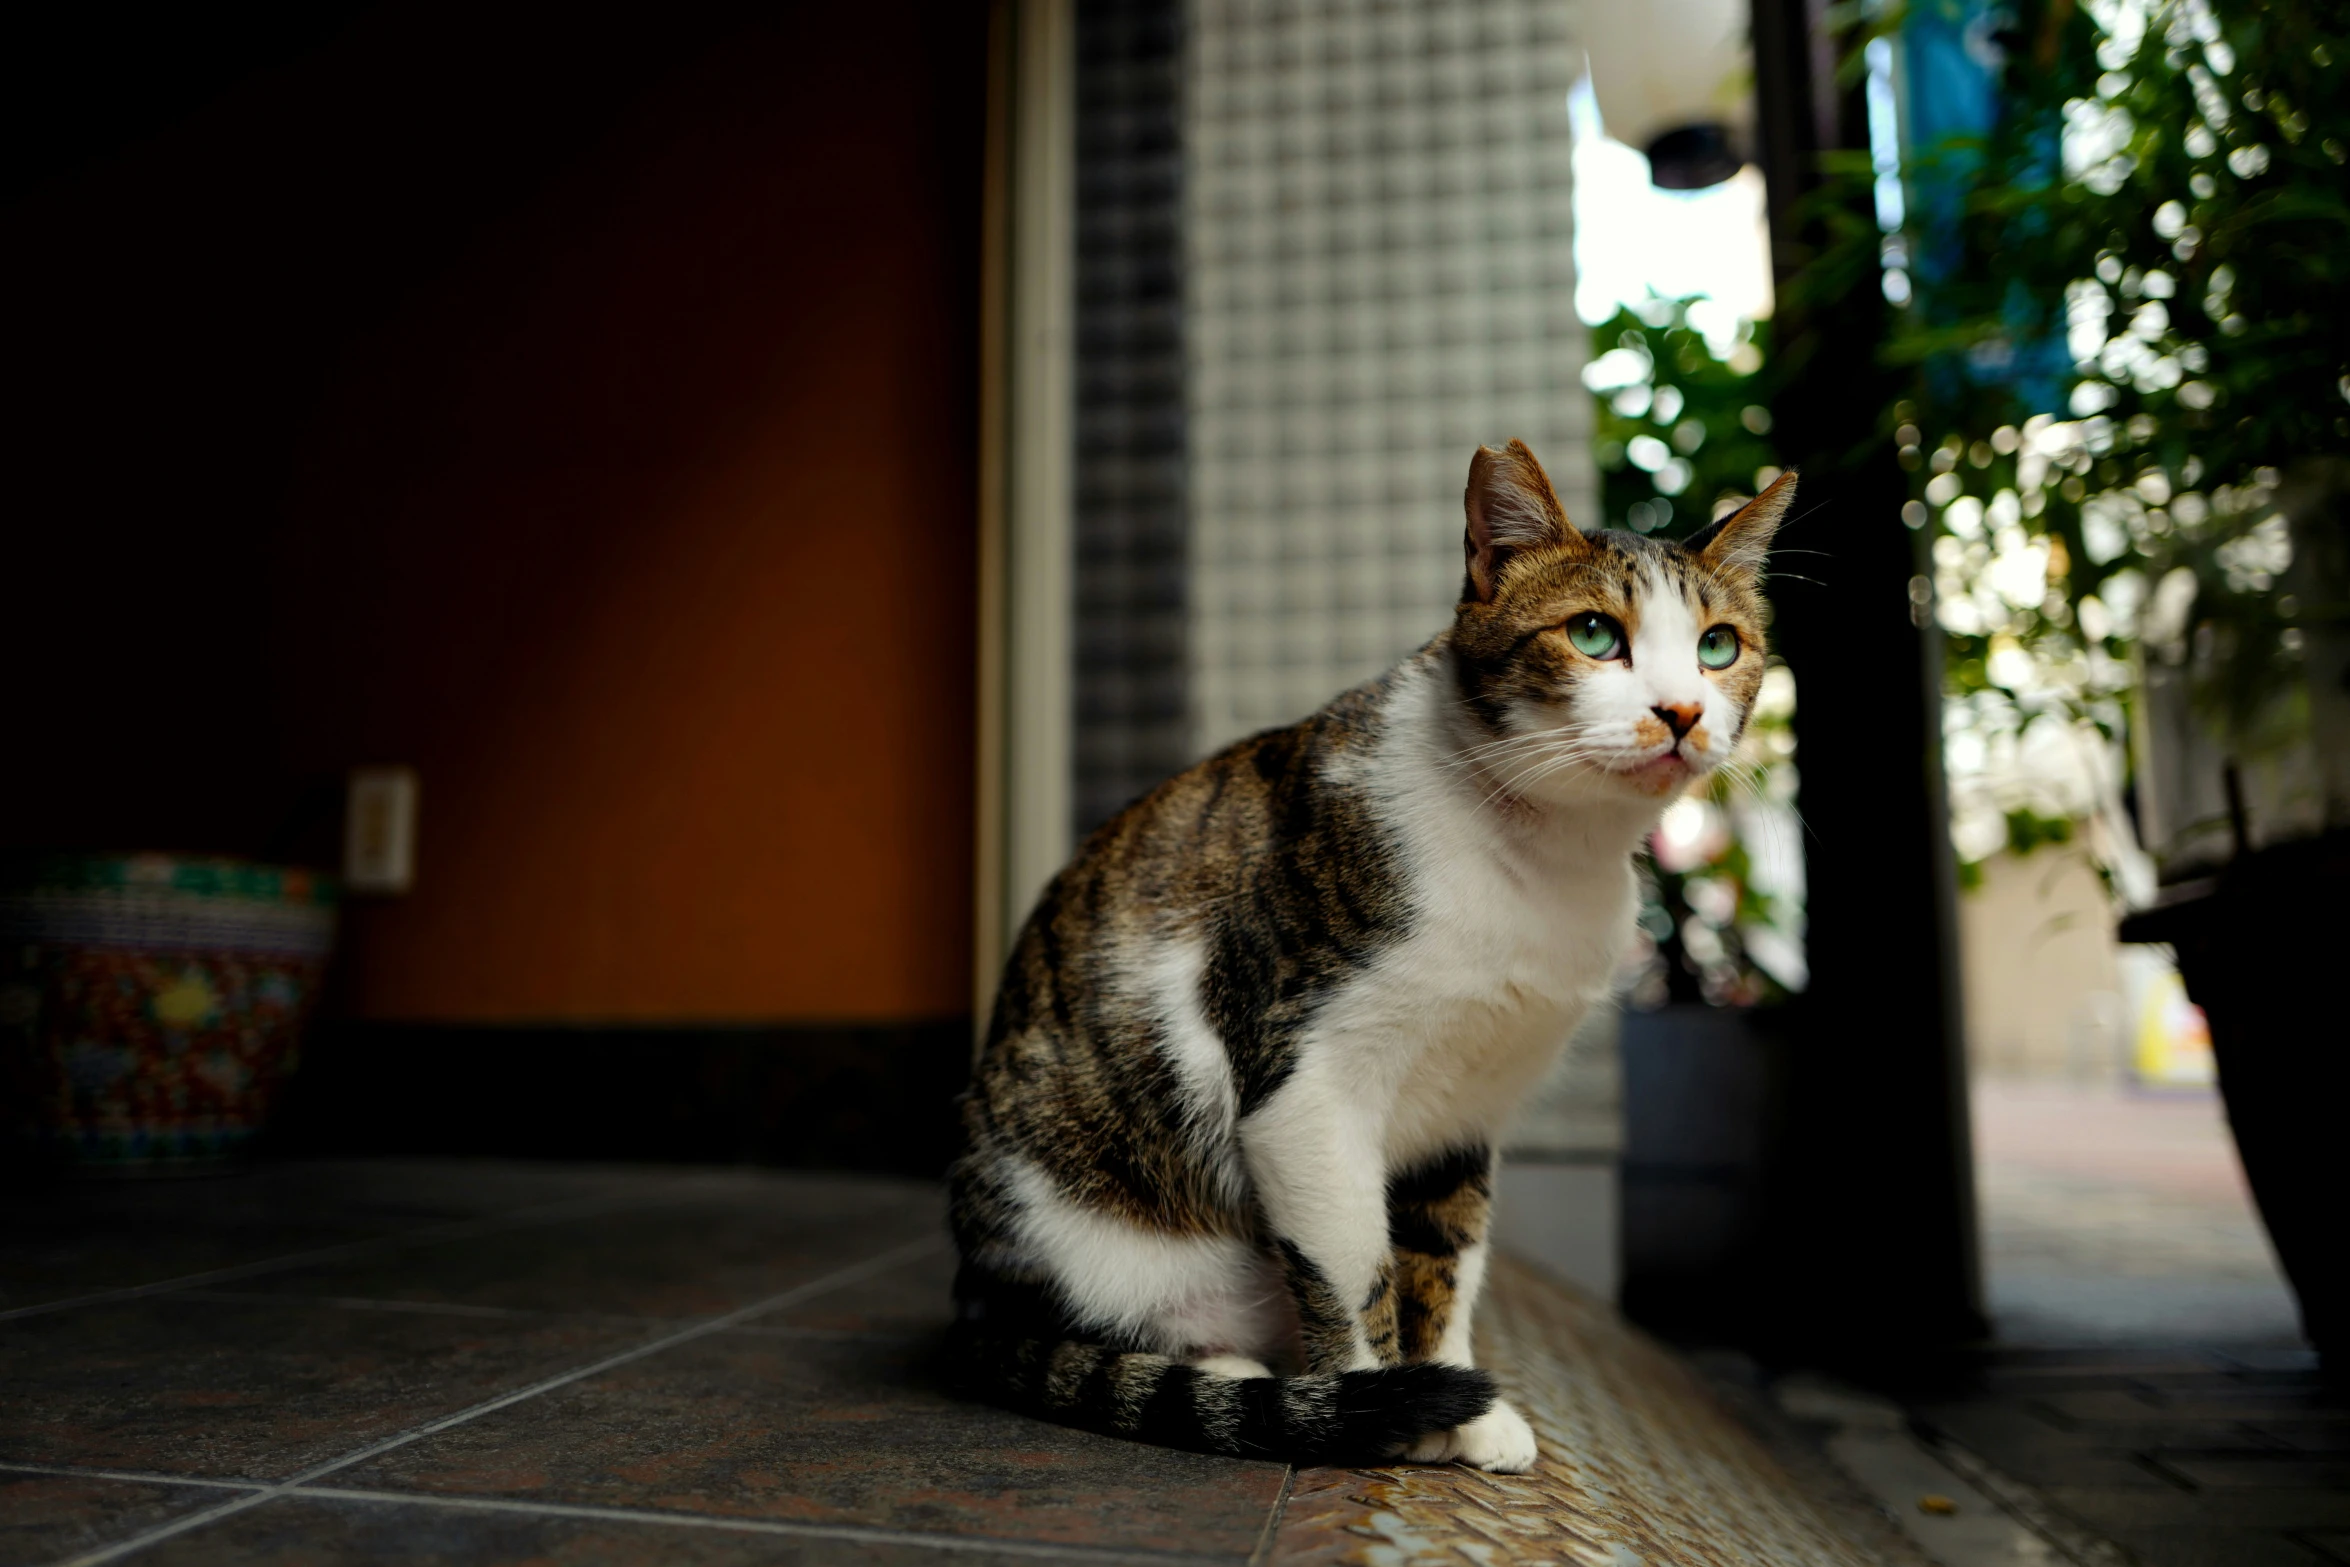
1388,1145,1537,1473
1240,1064,1397,1374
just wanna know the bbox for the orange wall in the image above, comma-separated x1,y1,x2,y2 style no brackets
2,3,985,1023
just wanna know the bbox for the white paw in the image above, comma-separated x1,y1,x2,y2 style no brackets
1459,1399,1539,1472
1408,1399,1538,1473
1192,1354,1274,1379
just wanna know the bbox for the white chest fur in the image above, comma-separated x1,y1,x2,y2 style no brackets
1312,660,1653,1163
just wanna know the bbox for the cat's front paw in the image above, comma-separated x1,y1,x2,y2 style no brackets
1403,1398,1538,1473
1457,1399,1539,1472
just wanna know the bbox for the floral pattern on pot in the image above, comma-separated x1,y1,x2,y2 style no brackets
0,855,337,1171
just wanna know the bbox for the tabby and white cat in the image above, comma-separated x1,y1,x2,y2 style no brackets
950,440,1793,1471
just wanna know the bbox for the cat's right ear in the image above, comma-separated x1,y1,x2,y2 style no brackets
1687,467,1797,578
1464,439,1582,602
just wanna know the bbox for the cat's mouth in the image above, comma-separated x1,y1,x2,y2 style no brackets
1618,749,1698,793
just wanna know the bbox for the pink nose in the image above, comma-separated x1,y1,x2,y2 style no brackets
1652,704,1699,741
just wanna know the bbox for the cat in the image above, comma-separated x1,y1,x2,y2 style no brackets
949,439,1793,1471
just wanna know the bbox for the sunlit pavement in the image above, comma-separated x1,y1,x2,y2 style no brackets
1972,1077,2302,1350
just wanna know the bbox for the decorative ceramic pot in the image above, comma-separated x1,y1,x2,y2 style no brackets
0,855,337,1173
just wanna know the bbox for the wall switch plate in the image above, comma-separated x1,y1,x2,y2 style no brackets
344,766,419,894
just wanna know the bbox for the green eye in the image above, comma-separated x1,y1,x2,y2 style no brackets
1565,613,1623,659
1698,625,1741,669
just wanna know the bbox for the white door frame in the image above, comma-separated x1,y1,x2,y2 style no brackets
974,0,1075,1036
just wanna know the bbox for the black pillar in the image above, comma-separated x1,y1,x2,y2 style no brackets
1750,0,1983,1358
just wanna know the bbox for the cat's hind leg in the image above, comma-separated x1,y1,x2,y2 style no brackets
992,1157,1276,1357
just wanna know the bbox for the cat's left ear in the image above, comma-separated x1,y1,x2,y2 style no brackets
1464,439,1584,602
1688,468,1798,577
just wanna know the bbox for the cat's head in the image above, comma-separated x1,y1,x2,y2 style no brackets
1449,438,1794,807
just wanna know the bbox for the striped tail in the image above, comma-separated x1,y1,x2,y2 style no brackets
948,1326,1494,1464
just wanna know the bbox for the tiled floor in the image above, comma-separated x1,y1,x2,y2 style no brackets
1898,1347,2350,1567
4,1160,1933,1567
15,1158,2337,1567
1,1163,1289,1566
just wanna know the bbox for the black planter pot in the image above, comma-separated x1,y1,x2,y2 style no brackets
1619,1004,1779,1338
2121,831,2350,1365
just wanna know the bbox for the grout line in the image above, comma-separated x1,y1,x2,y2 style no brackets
173,1287,938,1343
43,1235,946,1567
291,1485,1242,1564
0,1193,663,1325
1245,1468,1296,1567
2129,1451,2201,1491
724,1322,936,1343
168,1289,596,1323
0,1460,265,1494
0,1457,1235,1563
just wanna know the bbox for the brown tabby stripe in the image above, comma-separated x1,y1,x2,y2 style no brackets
1360,1257,1400,1364
1392,1251,1460,1362
1385,1146,1495,1363
957,669,1415,1253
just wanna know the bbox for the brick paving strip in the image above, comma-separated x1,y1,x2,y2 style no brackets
1266,1260,1936,1567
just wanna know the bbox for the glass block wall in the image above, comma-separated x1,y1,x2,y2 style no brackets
1185,0,1596,753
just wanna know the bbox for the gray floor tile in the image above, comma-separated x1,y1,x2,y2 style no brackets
2100,1525,2334,1567
0,1468,244,1565
1918,1404,2193,1488
2045,1419,2294,1451
2047,1486,2350,1531
2268,1418,2350,1455
1965,1350,2235,1381
2136,1392,2346,1420
2224,1350,2326,1374
122,1493,1196,1566
227,1178,942,1319
744,1245,957,1339
2161,1456,2350,1491
336,1328,1288,1558
0,1295,648,1480
2030,1388,2180,1423
2,1223,409,1317
0,1161,667,1315
2304,1529,2350,1564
